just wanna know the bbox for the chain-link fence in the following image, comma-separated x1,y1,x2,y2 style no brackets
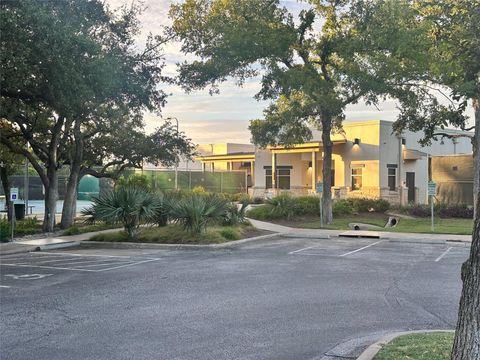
134,170,248,193
1,170,248,201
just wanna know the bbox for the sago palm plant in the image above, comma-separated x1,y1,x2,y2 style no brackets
82,186,158,239
170,194,228,234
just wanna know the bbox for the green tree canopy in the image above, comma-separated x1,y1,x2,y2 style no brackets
169,0,426,223
1,0,194,230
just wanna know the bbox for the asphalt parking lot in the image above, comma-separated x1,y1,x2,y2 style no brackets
0,236,470,360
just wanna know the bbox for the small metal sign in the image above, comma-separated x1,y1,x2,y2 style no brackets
10,188,18,201
427,182,436,196
316,182,323,193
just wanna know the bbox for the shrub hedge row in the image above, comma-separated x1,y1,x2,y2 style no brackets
246,194,391,221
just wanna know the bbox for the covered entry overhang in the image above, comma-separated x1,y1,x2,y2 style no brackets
267,140,347,192
194,152,255,175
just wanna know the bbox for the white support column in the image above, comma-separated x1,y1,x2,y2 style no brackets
311,150,316,192
250,161,255,186
271,153,276,189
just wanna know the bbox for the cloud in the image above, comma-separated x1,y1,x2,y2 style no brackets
107,0,476,145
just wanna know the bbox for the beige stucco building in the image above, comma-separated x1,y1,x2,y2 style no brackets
196,120,472,205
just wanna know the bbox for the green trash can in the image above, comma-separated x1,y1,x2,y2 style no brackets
14,203,26,220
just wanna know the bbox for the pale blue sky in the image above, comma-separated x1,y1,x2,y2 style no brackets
108,0,474,144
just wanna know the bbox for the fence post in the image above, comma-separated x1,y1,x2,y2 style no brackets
220,172,223,193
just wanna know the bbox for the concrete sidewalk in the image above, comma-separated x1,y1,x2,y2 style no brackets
248,218,472,243
0,227,122,255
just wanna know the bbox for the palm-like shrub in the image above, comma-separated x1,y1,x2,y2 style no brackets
265,193,299,219
223,198,249,226
153,191,178,227
82,186,158,239
170,194,228,234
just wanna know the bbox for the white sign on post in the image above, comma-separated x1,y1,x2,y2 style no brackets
10,188,19,201
428,182,436,232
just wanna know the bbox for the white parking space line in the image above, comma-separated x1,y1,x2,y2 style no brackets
72,261,134,268
96,259,159,271
339,240,386,257
0,285,11,288
10,257,104,265
435,247,453,262
37,251,140,259
1,263,102,272
288,245,322,254
0,253,161,272
25,258,128,266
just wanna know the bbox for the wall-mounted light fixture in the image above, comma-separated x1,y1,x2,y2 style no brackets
353,138,361,145
308,161,312,168
401,138,406,145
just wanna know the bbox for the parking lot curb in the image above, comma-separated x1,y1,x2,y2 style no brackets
282,232,330,239
356,329,454,360
80,232,282,250
0,244,40,255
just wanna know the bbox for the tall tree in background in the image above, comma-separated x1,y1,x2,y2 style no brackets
388,1,479,358
0,140,24,221
169,0,425,223
0,0,194,230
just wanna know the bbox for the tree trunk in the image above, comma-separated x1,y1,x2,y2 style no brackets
60,171,79,229
321,113,333,224
42,166,57,233
60,123,83,229
0,166,11,221
451,99,480,360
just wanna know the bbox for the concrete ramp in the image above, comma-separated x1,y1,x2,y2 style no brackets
14,238,79,250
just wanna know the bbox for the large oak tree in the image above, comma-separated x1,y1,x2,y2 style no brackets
0,0,194,230
168,0,425,223
387,1,479,358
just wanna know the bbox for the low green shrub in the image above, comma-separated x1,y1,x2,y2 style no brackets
438,204,473,218
62,226,81,236
219,227,241,240
371,199,390,213
246,204,279,220
251,196,264,204
265,193,299,219
296,196,320,215
333,200,353,216
15,217,41,235
0,217,10,242
392,203,473,218
116,174,151,191
191,186,207,194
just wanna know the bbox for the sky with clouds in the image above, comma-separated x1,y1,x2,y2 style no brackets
107,0,475,145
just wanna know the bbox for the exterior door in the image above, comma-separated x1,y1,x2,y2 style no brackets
406,172,415,203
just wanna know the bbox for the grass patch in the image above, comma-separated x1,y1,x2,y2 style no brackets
298,215,472,235
88,223,262,244
374,332,453,360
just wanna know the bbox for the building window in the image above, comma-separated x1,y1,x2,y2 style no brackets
266,168,291,189
388,168,396,191
277,169,290,189
351,167,363,190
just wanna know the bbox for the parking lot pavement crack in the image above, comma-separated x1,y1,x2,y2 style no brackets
383,264,454,328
